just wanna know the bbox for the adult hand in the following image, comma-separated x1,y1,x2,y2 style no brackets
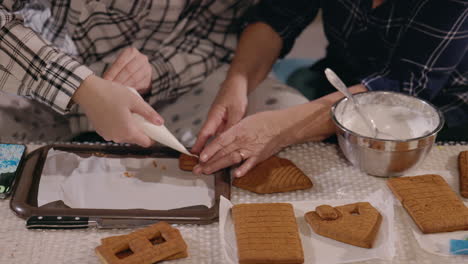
191,77,248,154
192,95,339,177
72,75,164,147
193,110,293,177
192,81,363,176
103,47,152,95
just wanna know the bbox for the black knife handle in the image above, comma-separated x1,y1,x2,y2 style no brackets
26,216,90,229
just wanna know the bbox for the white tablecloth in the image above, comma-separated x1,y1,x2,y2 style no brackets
1,143,468,264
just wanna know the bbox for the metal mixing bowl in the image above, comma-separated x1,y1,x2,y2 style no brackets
331,91,444,177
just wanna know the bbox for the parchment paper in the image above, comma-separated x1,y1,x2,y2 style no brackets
38,150,214,210
219,189,396,264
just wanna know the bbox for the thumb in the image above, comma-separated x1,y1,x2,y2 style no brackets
131,98,164,126
191,108,225,154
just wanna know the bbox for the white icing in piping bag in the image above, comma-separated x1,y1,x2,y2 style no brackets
127,88,196,157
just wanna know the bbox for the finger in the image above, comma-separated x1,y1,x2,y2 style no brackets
225,107,244,131
127,129,153,148
233,156,259,178
198,129,235,162
191,108,226,154
112,111,153,147
103,47,137,81
206,141,241,166
112,138,123,144
192,164,203,175
124,64,151,90
96,129,111,142
114,55,148,85
108,124,132,144
200,149,244,175
214,120,227,136
130,98,164,126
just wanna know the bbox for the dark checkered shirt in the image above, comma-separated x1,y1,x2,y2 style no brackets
0,0,253,117
254,0,468,127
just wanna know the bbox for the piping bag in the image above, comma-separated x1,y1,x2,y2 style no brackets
128,88,196,157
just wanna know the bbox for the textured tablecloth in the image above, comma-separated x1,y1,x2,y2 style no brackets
1,142,468,264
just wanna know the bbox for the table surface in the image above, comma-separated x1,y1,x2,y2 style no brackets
1,142,467,264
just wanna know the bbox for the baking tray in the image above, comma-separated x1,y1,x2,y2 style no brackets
9,144,230,226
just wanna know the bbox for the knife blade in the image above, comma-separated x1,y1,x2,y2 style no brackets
26,215,202,229
26,216,161,229
26,216,95,229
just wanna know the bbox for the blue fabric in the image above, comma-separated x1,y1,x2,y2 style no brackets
272,58,315,84
450,239,468,255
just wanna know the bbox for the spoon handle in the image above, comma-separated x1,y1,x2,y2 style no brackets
324,68,356,104
325,68,378,137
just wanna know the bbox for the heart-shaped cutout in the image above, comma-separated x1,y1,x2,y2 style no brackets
305,202,382,248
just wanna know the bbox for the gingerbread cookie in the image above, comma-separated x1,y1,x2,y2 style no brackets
232,156,312,194
95,222,188,264
387,174,468,233
459,151,468,198
315,205,339,220
232,203,304,264
305,202,382,248
178,153,198,171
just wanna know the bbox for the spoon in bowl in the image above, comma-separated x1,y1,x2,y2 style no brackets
325,68,395,139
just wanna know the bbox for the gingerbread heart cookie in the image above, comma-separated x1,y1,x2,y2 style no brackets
305,202,382,248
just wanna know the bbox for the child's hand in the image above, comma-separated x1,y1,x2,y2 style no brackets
72,75,164,147
103,47,152,95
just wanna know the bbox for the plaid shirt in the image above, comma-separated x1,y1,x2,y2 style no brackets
0,0,252,118
254,0,468,127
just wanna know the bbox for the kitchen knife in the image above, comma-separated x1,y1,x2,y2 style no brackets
26,216,161,229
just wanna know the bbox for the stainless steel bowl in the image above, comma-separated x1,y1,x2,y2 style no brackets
331,91,444,177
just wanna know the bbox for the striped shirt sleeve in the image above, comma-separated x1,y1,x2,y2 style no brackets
145,2,249,105
0,4,93,114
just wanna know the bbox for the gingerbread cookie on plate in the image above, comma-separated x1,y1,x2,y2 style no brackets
233,156,312,194
305,202,382,248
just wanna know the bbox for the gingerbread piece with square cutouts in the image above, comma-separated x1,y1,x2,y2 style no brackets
95,221,188,264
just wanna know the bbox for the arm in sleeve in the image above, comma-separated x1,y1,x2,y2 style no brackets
249,0,320,57
0,3,93,114
146,0,321,105
146,1,251,104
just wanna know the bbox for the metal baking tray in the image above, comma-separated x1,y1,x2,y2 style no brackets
10,144,230,228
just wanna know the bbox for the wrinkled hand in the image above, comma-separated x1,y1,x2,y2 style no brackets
103,47,152,95
191,77,248,154
73,75,164,147
193,110,291,177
